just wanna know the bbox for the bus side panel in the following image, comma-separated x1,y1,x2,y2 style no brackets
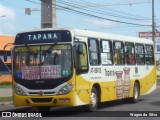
101,81,116,102
75,74,90,106
142,65,156,95
134,66,148,95
147,65,156,84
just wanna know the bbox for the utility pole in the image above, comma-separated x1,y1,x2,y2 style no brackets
152,0,155,43
41,0,56,29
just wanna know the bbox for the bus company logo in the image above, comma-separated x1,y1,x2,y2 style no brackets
39,91,44,96
2,112,11,117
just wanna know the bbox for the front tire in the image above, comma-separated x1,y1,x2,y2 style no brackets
88,87,98,111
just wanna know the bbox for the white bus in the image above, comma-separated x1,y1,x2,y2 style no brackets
10,29,156,111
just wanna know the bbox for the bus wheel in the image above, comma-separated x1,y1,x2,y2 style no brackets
88,87,98,111
37,106,51,111
130,82,140,103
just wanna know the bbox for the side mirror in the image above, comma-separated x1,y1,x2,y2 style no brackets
78,44,83,54
4,51,7,62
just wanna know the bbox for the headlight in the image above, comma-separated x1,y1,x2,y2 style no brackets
57,83,74,95
14,85,26,96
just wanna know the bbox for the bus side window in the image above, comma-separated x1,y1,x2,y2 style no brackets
125,42,135,65
145,45,154,65
113,41,125,65
135,44,145,65
78,42,88,73
100,40,113,65
88,38,100,65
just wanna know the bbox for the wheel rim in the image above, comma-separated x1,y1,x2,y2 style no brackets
90,92,97,107
134,86,139,100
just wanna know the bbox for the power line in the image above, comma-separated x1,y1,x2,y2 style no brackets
56,1,152,26
36,0,160,23
62,0,152,20
26,0,152,27
59,0,151,8
57,0,150,21
25,0,154,26
24,0,96,28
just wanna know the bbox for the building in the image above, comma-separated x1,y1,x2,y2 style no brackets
0,35,14,70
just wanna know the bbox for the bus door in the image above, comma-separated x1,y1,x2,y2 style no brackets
73,39,90,104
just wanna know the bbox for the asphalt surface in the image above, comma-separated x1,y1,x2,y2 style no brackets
0,85,160,119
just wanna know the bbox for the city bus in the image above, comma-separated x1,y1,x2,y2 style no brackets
9,29,156,111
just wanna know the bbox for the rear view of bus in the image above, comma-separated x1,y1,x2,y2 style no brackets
12,30,75,110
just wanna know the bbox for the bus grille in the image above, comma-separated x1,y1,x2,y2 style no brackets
28,92,55,95
31,98,52,103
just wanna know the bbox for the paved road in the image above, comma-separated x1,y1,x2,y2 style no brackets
0,87,160,120
1,86,160,120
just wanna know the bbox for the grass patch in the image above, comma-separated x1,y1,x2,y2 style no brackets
0,96,12,102
0,82,12,88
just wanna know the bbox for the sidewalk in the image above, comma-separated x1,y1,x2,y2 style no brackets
156,83,160,89
0,88,29,111
0,88,13,107
0,88,12,97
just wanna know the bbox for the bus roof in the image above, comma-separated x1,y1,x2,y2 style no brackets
71,29,153,45
16,28,153,45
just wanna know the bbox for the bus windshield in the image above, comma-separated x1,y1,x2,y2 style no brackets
14,44,72,80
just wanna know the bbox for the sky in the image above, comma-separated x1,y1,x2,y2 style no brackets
0,0,160,37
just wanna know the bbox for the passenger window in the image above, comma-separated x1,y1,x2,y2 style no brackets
135,44,145,65
88,38,100,65
125,42,135,64
113,41,125,64
78,43,88,71
145,45,154,65
100,40,113,65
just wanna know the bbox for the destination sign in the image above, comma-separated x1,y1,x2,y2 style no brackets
27,33,60,41
15,30,71,45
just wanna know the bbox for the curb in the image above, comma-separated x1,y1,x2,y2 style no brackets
0,102,13,105
0,96,13,105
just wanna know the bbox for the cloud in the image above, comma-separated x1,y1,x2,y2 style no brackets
83,18,116,27
0,22,15,34
0,4,16,35
0,4,16,19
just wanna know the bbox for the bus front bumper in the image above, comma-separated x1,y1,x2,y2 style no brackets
13,91,76,107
